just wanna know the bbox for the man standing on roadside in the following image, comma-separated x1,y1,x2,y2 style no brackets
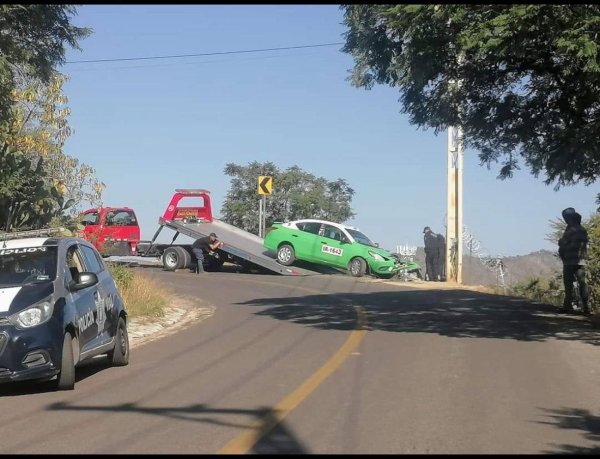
558,207,590,315
423,226,439,281
436,232,446,281
192,232,223,274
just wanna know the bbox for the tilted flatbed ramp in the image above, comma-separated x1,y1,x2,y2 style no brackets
163,219,327,276
105,255,162,267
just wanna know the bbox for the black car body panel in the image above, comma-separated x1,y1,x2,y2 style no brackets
0,237,127,384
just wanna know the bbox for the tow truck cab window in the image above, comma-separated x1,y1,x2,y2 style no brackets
105,209,137,226
81,211,99,226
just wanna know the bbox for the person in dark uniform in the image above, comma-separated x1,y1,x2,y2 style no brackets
423,226,439,281
558,208,590,315
436,232,446,281
191,232,223,274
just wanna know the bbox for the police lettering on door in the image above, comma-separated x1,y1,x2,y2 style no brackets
78,290,114,335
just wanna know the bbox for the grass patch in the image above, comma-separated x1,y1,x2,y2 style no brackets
108,264,168,319
492,276,564,306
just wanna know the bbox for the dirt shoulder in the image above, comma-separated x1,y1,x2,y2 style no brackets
369,277,498,294
128,294,216,349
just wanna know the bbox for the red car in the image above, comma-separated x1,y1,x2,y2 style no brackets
79,207,141,256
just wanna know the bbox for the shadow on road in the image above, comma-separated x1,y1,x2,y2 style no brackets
0,356,113,397
236,289,600,345
47,401,307,453
537,407,600,454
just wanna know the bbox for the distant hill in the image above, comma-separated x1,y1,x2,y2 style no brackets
406,248,561,287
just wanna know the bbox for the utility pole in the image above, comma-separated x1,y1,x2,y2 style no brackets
446,125,463,283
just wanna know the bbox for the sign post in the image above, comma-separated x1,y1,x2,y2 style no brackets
258,176,273,238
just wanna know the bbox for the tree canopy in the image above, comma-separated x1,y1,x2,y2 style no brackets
221,161,355,234
341,4,600,189
0,4,90,124
0,5,98,231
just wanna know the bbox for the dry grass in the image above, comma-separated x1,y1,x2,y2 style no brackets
108,264,169,319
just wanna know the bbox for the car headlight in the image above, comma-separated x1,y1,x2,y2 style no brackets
9,301,54,329
368,251,385,262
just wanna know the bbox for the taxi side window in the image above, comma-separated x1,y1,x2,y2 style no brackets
323,225,342,241
66,245,86,283
80,245,103,274
298,222,321,235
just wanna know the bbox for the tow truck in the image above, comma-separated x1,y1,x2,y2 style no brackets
102,189,323,276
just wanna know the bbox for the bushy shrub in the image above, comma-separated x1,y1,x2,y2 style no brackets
107,263,134,291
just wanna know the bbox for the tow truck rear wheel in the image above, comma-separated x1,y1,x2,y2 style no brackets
174,246,192,269
162,247,183,271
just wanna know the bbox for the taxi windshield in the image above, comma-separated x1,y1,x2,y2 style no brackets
0,246,58,288
346,229,377,247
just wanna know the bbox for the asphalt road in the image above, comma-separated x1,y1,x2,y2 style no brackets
1,269,600,454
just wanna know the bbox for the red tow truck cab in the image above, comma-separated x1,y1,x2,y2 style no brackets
79,207,141,256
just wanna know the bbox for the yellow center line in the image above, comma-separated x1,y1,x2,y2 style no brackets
217,305,367,454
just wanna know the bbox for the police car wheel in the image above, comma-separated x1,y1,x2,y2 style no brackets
56,332,75,391
349,258,367,278
108,317,129,366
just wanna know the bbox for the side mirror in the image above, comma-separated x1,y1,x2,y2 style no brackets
340,236,350,244
69,272,98,292
374,242,380,248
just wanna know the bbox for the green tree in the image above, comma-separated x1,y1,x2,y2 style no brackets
0,5,90,126
4,70,105,214
221,161,355,234
341,5,600,190
0,145,67,231
586,214,600,310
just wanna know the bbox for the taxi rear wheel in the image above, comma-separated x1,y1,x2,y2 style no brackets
56,332,75,391
108,317,129,366
277,244,295,266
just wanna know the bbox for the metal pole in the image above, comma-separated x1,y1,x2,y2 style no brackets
456,126,464,284
258,198,262,238
262,195,266,238
446,127,456,282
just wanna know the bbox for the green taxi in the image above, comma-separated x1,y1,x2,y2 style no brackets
263,219,401,278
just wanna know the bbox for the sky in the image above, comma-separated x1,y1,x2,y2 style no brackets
60,5,598,257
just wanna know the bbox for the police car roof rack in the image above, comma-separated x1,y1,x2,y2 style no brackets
0,227,68,242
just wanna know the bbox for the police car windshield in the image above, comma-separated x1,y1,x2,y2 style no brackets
346,229,376,247
0,246,57,288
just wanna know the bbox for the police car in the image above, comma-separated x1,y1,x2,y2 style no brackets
0,229,129,390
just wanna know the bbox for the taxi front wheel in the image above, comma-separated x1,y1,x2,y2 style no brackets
55,332,75,391
349,258,367,277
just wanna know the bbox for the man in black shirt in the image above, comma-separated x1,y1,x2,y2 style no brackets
423,226,439,281
192,232,223,274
